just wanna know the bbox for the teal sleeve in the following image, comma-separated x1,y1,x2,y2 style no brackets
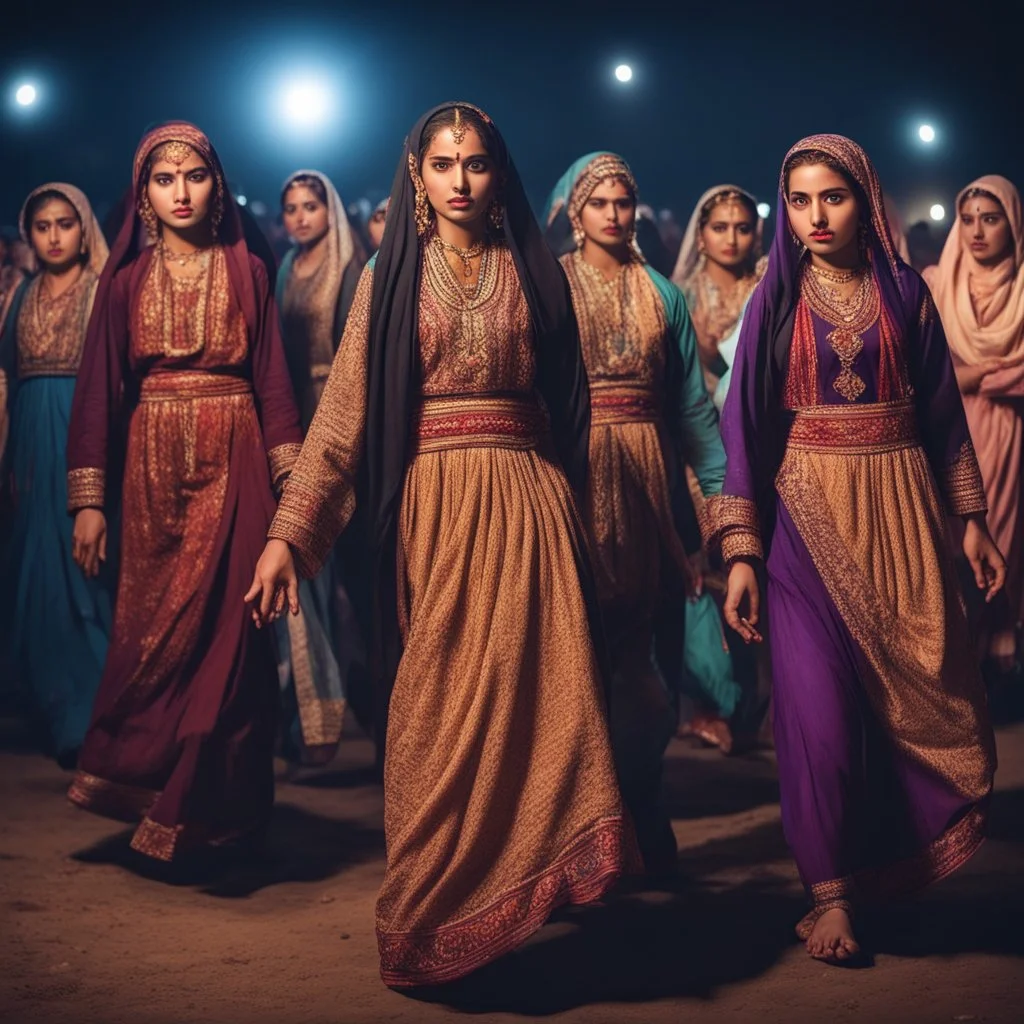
648,267,726,497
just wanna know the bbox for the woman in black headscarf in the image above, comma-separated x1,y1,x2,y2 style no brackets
247,103,631,988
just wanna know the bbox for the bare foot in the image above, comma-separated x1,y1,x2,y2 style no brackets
806,907,860,964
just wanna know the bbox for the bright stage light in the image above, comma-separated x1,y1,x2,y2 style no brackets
757,202,771,219
281,78,333,128
918,124,936,143
236,194,248,207
614,64,633,83
15,83,37,107
930,203,946,222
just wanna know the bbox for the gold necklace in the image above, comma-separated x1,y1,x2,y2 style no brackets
809,262,864,285
433,235,485,279
160,240,212,268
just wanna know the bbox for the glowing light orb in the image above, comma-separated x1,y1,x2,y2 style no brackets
918,124,936,143
930,203,946,221
281,78,333,127
236,195,248,207
614,64,633,83
15,83,37,107
757,202,771,219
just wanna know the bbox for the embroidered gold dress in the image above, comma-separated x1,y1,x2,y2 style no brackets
269,242,630,987
561,251,726,793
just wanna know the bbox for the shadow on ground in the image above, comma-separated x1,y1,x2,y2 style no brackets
69,802,384,898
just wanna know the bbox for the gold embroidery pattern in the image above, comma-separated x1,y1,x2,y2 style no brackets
589,380,661,427
561,252,666,383
130,818,184,861
938,439,988,516
269,267,374,579
775,430,995,802
412,394,547,455
702,494,763,558
786,400,918,454
378,815,631,988
268,442,303,488
67,770,158,820
135,246,246,364
138,371,252,402
418,243,535,396
285,605,346,750
16,270,98,378
918,289,937,331
802,264,881,403
67,467,106,511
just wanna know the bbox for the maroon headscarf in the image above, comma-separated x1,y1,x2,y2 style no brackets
67,121,272,505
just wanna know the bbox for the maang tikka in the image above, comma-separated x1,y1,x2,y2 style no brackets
451,106,467,145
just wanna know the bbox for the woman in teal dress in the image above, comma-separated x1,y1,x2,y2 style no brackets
544,152,727,867
0,183,113,765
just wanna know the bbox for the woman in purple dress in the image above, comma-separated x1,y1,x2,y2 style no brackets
710,135,1004,964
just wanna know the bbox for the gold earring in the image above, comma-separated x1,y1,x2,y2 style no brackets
139,192,158,239
408,152,431,237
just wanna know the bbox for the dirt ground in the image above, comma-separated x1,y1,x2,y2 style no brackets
1,716,1022,1024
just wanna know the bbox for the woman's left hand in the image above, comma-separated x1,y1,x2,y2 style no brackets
962,516,1007,603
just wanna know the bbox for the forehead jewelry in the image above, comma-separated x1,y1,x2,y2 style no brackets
160,140,194,166
451,107,467,145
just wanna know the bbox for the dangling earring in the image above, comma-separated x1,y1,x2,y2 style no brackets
408,152,431,237
138,191,158,239
487,198,504,233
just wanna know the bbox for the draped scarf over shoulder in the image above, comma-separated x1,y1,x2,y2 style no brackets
671,183,764,290
280,168,359,320
365,102,591,552
19,182,109,276
924,174,1024,372
722,134,920,518
542,151,642,261
66,120,282,499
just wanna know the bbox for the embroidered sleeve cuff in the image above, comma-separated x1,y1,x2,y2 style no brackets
702,494,763,561
939,440,988,517
268,476,354,580
268,442,304,492
720,528,765,565
67,467,106,512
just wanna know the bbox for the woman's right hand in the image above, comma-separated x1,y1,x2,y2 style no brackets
244,539,299,629
723,560,763,644
72,509,107,578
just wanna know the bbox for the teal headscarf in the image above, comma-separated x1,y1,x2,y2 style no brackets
543,152,641,256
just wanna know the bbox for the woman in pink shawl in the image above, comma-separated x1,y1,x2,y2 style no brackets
924,177,1024,673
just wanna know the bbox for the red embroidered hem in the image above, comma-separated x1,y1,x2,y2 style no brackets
378,815,630,988
796,803,987,938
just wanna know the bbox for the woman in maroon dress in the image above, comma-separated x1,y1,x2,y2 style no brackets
65,122,302,863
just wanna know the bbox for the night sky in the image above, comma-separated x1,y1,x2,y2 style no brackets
2,0,1022,235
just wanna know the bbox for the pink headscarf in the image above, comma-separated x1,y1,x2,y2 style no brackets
924,175,1024,372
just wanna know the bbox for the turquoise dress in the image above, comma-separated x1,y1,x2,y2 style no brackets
0,273,114,760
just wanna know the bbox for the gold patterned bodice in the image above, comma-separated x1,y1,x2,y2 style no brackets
561,251,666,385
282,260,335,381
16,269,98,378
417,240,536,396
133,245,249,369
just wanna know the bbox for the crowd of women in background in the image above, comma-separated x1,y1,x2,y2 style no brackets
0,103,1020,985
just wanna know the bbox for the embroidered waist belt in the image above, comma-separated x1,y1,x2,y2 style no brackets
139,371,254,402
785,400,919,454
412,394,548,454
589,380,661,426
